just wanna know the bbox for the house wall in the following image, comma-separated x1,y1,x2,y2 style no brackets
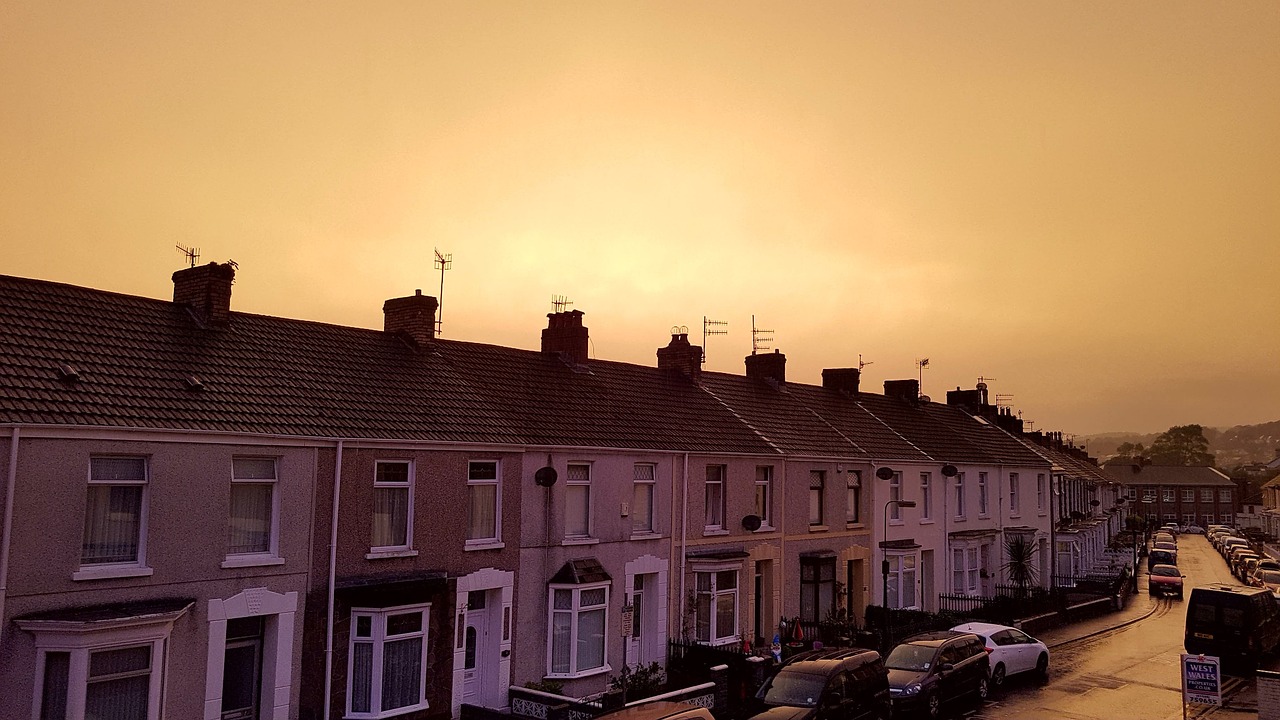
0,434,314,720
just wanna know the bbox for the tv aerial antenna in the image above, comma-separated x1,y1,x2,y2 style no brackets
702,316,727,365
994,393,1015,408
750,315,773,355
551,295,574,312
175,244,200,268
433,248,452,334
858,354,873,371
916,357,930,396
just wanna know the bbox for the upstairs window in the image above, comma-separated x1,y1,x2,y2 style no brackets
889,472,903,521
467,461,500,544
1009,473,1020,515
1182,489,1195,502
83,457,148,567
1219,489,1232,502
632,464,656,534
1037,474,1047,512
705,465,726,531
846,471,862,525
372,461,412,550
1201,488,1213,502
920,473,932,521
229,457,277,556
755,466,774,528
565,464,592,539
955,473,966,519
809,471,826,526
1162,488,1174,503
978,473,989,516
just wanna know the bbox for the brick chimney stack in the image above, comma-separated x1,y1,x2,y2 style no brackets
822,368,860,394
172,261,236,325
745,350,786,384
657,332,702,381
383,290,438,347
542,310,589,365
884,379,919,403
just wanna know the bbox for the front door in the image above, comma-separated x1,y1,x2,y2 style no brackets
222,617,264,720
462,591,490,706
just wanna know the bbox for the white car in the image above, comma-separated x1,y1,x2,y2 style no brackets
950,622,1050,690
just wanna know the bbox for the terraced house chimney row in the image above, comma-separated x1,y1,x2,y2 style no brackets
172,261,235,325
383,289,438,346
745,348,786,384
657,331,702,381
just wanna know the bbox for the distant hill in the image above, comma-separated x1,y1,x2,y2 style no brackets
1081,420,1280,468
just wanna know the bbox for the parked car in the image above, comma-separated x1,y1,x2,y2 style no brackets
1149,564,1185,599
886,631,989,718
1186,584,1280,671
1148,549,1177,570
1154,531,1176,544
950,622,1050,690
1239,556,1262,583
1182,524,1205,535
596,702,715,720
1229,547,1257,576
1153,541,1178,554
1258,559,1280,573
1252,569,1280,596
1221,538,1249,557
751,647,891,720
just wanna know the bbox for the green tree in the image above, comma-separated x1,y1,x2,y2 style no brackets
1146,425,1215,466
1113,442,1146,461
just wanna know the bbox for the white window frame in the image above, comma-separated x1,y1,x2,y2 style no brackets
1220,489,1232,502
920,473,932,521
347,603,431,718
225,457,280,564
370,460,414,555
978,472,989,517
565,463,593,540
1037,473,1047,513
1143,489,1157,503
1182,513,1196,525
22,608,185,720
705,465,726,532
692,566,740,646
809,470,826,527
466,460,502,548
1162,487,1175,503
1127,487,1137,501
886,552,917,609
755,466,774,529
889,472,903,522
1010,473,1020,516
1182,488,1195,502
76,457,151,581
846,471,862,526
546,583,610,678
955,472,966,520
632,463,657,536
1201,488,1213,502
951,546,980,596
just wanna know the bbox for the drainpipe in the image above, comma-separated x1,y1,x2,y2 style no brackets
323,440,345,720
0,427,19,649
678,453,689,638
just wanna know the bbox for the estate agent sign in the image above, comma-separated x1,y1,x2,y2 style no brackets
1180,653,1222,709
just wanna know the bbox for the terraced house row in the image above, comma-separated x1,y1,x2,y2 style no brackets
0,263,1124,720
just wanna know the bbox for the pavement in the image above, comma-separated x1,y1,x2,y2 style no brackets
1035,581,1161,649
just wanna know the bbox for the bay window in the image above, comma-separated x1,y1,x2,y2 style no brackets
548,584,608,677
348,604,431,717
694,568,739,645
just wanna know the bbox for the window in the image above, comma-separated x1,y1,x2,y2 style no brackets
1182,489,1194,502
348,604,430,717
886,554,917,609
82,457,148,568
1201,488,1213,502
889,472,903,521
1143,490,1157,503
1220,489,1232,502
955,473,966,519
229,457,277,557
978,473,989,516
846,471,862,525
372,461,412,550
694,569,738,644
1037,474,1047,512
467,461,500,544
1162,488,1174,503
705,465,726,531
755,466,773,528
566,464,592,538
86,646,153,718
809,471,826,526
1183,513,1195,525
951,547,979,595
548,584,609,676
920,473,932,521
1009,473,1020,515
800,557,836,622
633,464,656,534
1127,487,1137,501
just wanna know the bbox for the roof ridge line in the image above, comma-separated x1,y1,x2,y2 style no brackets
696,383,785,456
855,400,935,462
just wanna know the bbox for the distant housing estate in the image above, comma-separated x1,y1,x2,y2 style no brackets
0,263,1136,720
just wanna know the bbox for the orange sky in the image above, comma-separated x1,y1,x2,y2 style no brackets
2,2,1278,436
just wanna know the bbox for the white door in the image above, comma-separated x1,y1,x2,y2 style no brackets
463,608,488,704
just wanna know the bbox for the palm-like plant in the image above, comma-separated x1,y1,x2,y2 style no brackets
1002,535,1039,595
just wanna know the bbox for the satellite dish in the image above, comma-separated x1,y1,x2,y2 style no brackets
742,515,762,532
941,464,958,477
534,467,558,487
875,467,896,481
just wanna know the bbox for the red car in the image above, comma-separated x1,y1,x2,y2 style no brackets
1149,564,1185,599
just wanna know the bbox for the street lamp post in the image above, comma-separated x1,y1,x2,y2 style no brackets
881,499,917,650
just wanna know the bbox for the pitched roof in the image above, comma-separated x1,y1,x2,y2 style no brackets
1101,464,1235,487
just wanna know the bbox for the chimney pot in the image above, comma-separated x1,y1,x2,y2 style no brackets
822,368,860,394
884,379,919,403
542,310,589,364
657,332,702,381
745,350,786,384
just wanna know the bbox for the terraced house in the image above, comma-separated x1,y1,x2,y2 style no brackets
0,263,1114,720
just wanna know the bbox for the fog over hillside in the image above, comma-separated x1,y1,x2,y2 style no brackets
1081,420,1280,467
